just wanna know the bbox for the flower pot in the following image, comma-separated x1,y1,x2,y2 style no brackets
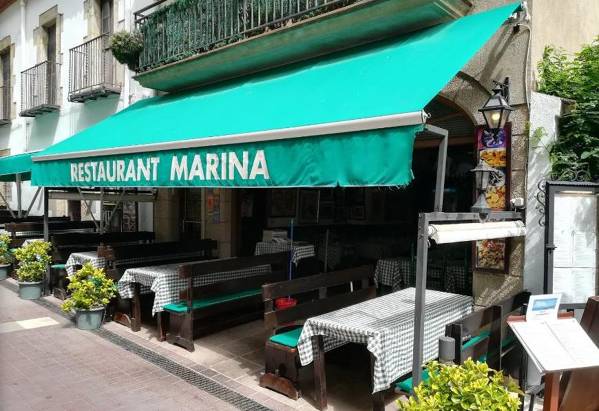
18,281,43,300
75,307,105,330
0,264,10,280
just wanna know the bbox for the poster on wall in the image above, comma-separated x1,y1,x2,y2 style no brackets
206,189,221,224
474,125,511,272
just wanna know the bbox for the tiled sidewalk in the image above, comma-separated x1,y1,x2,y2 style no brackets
0,282,253,411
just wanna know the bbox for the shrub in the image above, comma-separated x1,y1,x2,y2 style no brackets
61,263,117,312
110,30,143,70
14,241,52,282
0,233,12,265
398,359,522,411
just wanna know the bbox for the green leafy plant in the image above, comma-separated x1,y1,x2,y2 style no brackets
537,37,599,182
110,30,144,70
61,263,117,312
398,359,522,411
0,233,13,265
14,241,52,282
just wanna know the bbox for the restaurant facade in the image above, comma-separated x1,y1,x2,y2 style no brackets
0,0,598,305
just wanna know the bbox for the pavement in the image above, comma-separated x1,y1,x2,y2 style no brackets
0,281,244,411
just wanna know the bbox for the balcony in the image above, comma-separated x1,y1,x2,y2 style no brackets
68,34,122,103
0,85,9,125
20,61,60,117
133,0,472,92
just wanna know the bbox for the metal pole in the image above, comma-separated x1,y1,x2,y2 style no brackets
0,190,16,219
433,130,448,212
324,228,329,273
412,212,429,388
43,187,50,295
24,187,42,218
99,188,105,233
15,173,22,218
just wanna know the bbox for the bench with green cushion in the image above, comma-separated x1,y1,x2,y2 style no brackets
51,263,66,270
164,289,262,313
165,253,289,352
269,327,303,348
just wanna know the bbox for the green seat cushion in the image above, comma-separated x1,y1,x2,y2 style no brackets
462,330,491,349
269,327,303,348
163,288,262,313
9,248,17,253
396,369,431,392
51,263,66,270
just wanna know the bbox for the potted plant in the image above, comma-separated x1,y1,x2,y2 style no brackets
110,30,143,71
0,233,12,280
398,359,522,411
61,263,117,330
14,240,52,300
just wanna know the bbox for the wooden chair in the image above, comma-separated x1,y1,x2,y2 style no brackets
260,265,376,400
165,252,289,352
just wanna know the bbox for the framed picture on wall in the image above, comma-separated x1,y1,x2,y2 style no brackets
475,238,509,272
269,189,297,217
298,189,319,224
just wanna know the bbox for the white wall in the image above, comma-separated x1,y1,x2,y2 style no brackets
0,0,155,218
523,92,563,294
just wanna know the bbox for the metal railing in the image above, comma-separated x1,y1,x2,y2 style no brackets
0,85,9,122
134,0,361,72
69,34,121,101
20,61,60,115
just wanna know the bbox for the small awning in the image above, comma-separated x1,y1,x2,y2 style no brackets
31,2,519,188
0,153,34,182
428,221,526,244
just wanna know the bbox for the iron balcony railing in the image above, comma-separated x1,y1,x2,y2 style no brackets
0,85,10,123
20,61,60,116
69,34,121,102
134,0,361,72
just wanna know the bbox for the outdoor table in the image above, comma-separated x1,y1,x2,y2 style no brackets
117,261,272,316
65,251,105,276
296,287,472,410
254,240,315,265
374,258,412,289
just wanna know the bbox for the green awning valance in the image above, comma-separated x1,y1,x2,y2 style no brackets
31,2,519,188
0,152,34,182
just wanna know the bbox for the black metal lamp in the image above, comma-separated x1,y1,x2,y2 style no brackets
471,160,499,215
479,78,514,132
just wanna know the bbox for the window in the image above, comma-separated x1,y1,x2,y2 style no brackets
0,50,10,121
0,150,11,207
45,22,57,106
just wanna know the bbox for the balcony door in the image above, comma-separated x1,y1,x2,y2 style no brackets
45,23,56,106
1,51,9,120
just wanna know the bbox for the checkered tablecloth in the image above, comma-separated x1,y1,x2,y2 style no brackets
254,241,315,265
296,288,472,393
374,258,412,289
65,251,106,276
118,262,272,316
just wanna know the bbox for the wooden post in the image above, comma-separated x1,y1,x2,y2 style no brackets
312,335,327,410
543,372,560,411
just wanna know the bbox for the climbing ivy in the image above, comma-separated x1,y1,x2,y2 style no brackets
537,37,599,181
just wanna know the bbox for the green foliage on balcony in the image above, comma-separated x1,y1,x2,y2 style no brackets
136,0,361,72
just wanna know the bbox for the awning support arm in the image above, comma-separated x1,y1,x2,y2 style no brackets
106,188,128,230
416,125,448,212
24,187,42,218
15,173,22,218
0,190,16,219
411,211,524,389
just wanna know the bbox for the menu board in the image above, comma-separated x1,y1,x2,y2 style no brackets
552,193,598,304
474,125,511,272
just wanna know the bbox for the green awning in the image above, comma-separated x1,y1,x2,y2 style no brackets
31,2,519,188
0,153,34,182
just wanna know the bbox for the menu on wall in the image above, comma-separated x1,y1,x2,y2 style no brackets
552,193,598,304
474,125,511,272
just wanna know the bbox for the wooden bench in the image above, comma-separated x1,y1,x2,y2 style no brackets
165,252,289,352
260,265,376,400
5,220,97,248
395,290,530,393
98,240,218,334
49,231,156,298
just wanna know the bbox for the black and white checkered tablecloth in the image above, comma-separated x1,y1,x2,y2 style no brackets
296,288,472,393
65,251,106,276
118,262,272,316
254,241,315,265
374,258,412,289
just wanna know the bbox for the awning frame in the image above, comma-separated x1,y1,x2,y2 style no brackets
411,210,525,388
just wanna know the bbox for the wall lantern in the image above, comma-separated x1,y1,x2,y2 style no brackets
479,77,514,132
471,160,499,215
